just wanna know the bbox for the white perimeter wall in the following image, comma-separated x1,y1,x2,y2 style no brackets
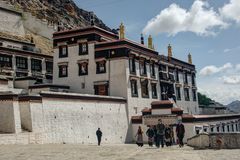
28,97,129,144
0,99,21,133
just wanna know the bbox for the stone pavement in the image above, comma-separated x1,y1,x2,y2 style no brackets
0,144,239,160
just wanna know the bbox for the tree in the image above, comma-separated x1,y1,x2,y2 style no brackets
197,92,212,106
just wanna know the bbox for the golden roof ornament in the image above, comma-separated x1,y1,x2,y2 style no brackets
168,44,172,57
188,53,192,64
119,22,125,39
148,35,153,49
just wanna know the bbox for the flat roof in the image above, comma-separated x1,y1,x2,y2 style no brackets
40,91,127,103
182,114,240,123
29,84,70,89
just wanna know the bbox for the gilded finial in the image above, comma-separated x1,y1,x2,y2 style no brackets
148,35,153,49
119,22,125,39
168,44,172,57
188,53,192,64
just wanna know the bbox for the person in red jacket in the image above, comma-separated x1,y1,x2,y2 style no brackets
176,121,185,147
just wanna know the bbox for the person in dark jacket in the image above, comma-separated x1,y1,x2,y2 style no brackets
96,128,102,146
176,121,185,147
146,126,155,147
156,119,165,148
165,125,172,147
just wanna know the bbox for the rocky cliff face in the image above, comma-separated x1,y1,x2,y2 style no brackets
2,0,112,31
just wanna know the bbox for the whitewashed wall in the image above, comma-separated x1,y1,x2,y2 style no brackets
0,99,21,133
176,72,199,114
0,7,25,35
27,95,129,144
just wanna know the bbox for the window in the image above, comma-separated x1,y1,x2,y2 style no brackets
176,69,179,82
16,57,27,69
59,46,68,58
94,84,108,96
151,83,157,98
210,127,214,132
139,59,147,76
59,65,68,77
231,124,234,132
129,57,136,74
46,61,53,74
184,88,190,101
192,73,196,86
130,79,138,97
96,61,106,74
168,67,174,81
222,126,225,132
79,62,88,76
236,124,238,131
176,87,181,100
184,71,188,84
217,126,220,132
141,79,149,98
79,43,88,55
150,63,155,77
31,59,42,72
227,125,230,132
159,65,168,80
192,89,197,101
0,54,12,68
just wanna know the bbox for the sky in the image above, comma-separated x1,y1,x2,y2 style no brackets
74,0,240,104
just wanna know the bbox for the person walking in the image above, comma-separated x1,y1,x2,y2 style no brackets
146,126,155,147
165,125,172,147
176,121,185,147
156,119,165,148
96,128,102,146
135,126,144,147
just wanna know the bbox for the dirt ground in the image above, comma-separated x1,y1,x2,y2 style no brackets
0,144,239,160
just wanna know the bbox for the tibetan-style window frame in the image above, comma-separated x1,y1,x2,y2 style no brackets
78,61,88,76
129,55,136,75
141,79,149,98
96,60,106,74
151,83,157,99
59,45,68,58
130,79,138,97
139,58,147,77
58,64,68,78
79,43,88,55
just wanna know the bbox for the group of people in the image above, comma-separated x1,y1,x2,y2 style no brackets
136,119,185,148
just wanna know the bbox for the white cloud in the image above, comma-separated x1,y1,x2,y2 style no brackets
220,0,240,23
199,85,240,105
223,48,231,53
199,63,232,76
236,64,240,71
222,75,240,84
143,0,228,36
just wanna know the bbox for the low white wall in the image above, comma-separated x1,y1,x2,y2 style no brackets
187,133,209,149
0,99,21,133
0,100,15,133
27,96,129,144
19,101,32,132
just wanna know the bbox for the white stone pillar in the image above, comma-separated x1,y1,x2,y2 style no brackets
12,54,16,71
28,56,32,76
42,58,46,82
13,97,22,133
42,58,46,76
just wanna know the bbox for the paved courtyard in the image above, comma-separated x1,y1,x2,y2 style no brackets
0,144,239,160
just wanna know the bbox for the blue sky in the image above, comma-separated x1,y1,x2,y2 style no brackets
74,0,240,104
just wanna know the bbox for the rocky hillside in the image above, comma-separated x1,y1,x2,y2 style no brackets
227,100,240,113
1,0,112,31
